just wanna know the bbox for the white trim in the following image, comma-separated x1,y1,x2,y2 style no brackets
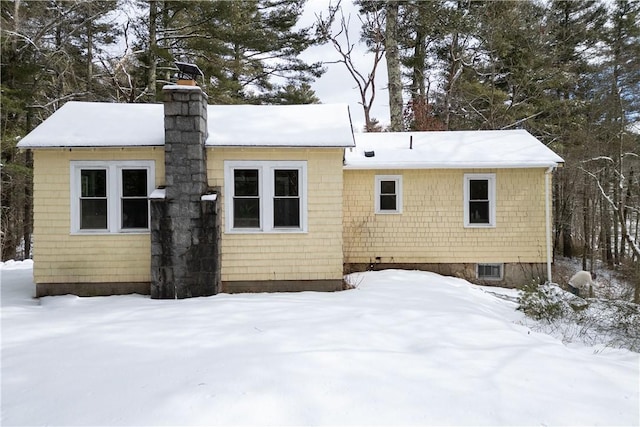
375,175,403,214
464,173,496,228
545,166,555,283
70,160,155,234
476,263,503,280
224,160,307,234
344,162,562,170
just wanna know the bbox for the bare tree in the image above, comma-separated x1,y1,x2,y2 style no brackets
316,1,385,132
581,150,640,302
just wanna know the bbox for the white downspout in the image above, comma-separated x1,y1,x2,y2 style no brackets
545,166,555,283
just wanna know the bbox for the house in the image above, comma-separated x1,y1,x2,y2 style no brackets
17,83,564,298
343,131,564,284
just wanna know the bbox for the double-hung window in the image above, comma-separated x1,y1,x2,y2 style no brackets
375,175,402,214
225,161,307,233
71,161,155,233
464,173,496,227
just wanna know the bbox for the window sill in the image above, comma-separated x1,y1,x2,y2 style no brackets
225,228,308,235
375,211,402,215
70,230,151,235
464,223,496,228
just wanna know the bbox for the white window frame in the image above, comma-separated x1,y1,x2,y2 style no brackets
464,173,496,228
476,263,503,280
375,175,403,214
224,160,307,233
70,160,155,234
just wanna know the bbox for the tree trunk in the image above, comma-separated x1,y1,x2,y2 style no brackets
87,21,93,95
442,32,461,131
613,169,620,265
148,0,158,101
23,149,33,260
553,176,561,255
602,196,613,267
385,1,402,131
409,6,426,102
582,175,589,270
364,105,373,132
562,216,573,257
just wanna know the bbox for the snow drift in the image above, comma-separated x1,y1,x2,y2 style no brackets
1,262,638,426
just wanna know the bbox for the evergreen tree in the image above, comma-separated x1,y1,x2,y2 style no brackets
1,0,120,260
135,0,323,104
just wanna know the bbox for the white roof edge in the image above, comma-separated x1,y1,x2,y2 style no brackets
208,143,354,148
19,143,164,149
343,162,563,170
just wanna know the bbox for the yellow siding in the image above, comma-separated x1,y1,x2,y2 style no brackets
32,148,164,284
343,168,547,264
207,147,344,282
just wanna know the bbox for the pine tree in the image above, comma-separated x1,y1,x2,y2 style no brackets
136,0,323,104
1,0,120,259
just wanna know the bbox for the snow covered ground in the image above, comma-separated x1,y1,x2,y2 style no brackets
1,261,638,426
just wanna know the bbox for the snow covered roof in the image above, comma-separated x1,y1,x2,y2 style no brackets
345,130,564,169
17,102,165,148
207,104,355,147
17,101,355,149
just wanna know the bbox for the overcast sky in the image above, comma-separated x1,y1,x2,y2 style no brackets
299,0,390,131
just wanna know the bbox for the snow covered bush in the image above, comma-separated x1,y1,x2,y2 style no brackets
517,281,571,322
518,281,640,352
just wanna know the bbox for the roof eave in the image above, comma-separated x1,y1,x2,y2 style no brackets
343,161,564,170
207,143,355,148
17,143,164,149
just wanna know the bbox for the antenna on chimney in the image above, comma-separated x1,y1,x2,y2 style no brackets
410,135,413,150
174,61,204,86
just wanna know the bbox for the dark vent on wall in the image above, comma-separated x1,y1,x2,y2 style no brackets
364,151,375,157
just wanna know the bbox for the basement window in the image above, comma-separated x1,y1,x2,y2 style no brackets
71,161,155,233
224,160,307,233
477,263,503,280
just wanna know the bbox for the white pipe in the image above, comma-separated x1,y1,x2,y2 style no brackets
545,166,555,283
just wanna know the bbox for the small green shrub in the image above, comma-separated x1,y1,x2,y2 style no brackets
517,281,571,322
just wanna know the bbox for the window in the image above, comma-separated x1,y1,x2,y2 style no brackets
71,161,155,233
233,169,260,228
477,263,503,280
464,174,496,227
224,161,307,233
375,175,402,214
274,169,300,227
80,169,107,229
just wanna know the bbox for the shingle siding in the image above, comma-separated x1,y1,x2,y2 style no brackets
343,168,547,264
32,148,164,287
207,147,345,283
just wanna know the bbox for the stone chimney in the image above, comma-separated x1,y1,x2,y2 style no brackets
150,84,220,299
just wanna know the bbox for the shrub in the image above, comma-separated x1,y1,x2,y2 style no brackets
517,281,640,352
517,281,571,322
